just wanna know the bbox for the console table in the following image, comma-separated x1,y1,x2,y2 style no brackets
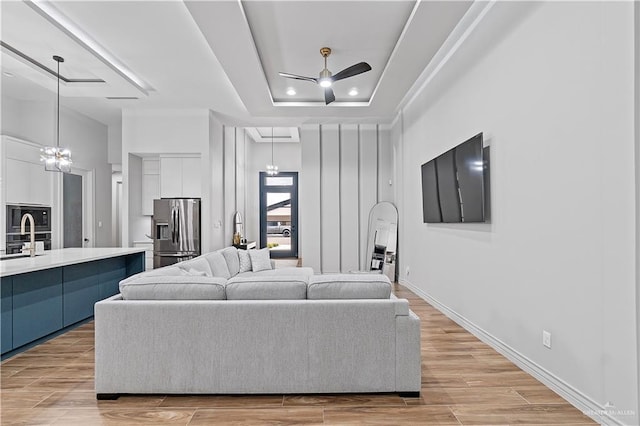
233,241,256,250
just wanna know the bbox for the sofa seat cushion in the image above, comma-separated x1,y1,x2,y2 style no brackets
236,267,314,279
226,276,308,300
119,268,227,300
307,274,392,299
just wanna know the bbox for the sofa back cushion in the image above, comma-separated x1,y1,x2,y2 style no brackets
307,274,392,299
226,276,307,300
176,256,213,277
219,247,240,276
202,251,231,279
119,268,227,300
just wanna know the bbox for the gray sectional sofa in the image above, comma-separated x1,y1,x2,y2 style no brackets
94,247,421,399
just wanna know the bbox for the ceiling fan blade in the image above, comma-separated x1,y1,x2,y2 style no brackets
278,72,317,83
331,62,372,82
324,87,335,105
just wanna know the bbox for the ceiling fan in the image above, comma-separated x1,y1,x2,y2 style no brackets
279,47,371,105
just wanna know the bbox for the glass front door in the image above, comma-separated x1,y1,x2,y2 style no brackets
259,172,298,258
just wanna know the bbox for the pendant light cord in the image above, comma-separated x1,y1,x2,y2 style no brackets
271,127,274,165
56,58,60,149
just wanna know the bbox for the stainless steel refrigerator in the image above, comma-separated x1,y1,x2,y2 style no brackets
152,198,201,268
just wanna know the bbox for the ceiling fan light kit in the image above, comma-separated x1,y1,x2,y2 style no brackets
279,47,371,105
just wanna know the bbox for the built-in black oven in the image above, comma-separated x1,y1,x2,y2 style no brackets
6,205,51,234
5,233,52,254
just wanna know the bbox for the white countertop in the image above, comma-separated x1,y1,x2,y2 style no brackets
0,247,146,277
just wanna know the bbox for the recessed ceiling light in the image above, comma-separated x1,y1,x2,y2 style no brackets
286,87,296,96
3,71,15,78
348,88,358,96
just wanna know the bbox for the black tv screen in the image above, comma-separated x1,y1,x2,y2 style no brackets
421,133,488,223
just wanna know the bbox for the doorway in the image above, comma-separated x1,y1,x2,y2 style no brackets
63,173,83,248
259,172,298,258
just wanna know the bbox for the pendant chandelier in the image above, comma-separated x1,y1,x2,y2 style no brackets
266,127,278,176
40,55,72,173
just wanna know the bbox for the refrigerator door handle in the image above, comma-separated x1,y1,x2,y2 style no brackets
171,206,176,244
176,208,180,245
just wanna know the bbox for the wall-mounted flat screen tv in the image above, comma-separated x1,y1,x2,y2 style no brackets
421,132,489,223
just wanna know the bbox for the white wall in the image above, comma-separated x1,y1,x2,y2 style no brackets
300,124,393,273
394,2,637,424
1,96,113,247
2,98,55,145
108,122,122,165
121,109,214,249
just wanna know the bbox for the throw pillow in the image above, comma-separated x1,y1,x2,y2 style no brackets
238,249,252,273
249,248,272,272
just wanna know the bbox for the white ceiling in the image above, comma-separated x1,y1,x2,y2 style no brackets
241,1,416,104
1,0,473,127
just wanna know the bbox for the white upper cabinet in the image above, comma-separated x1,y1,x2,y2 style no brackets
180,157,201,198
159,155,201,199
141,158,160,216
3,139,53,206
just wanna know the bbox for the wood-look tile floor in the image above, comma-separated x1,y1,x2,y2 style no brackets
1,284,597,425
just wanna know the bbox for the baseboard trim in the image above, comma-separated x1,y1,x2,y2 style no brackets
399,278,621,426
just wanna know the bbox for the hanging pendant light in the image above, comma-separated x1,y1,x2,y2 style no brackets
266,127,279,176
40,55,72,173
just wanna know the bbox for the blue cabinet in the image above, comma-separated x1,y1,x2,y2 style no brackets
1,277,12,353
98,257,127,300
2,251,145,356
126,253,145,277
63,261,100,327
12,268,63,348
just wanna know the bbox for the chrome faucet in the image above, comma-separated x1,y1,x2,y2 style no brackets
20,213,36,257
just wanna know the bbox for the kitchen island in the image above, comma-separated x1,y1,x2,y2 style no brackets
1,248,145,357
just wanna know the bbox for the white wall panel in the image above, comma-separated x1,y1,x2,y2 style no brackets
377,126,394,203
300,124,321,272
359,124,378,270
320,124,340,273
339,124,360,273
236,129,247,228
207,114,225,251
223,126,236,246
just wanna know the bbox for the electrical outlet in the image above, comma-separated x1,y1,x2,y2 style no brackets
543,330,551,349
406,266,410,276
